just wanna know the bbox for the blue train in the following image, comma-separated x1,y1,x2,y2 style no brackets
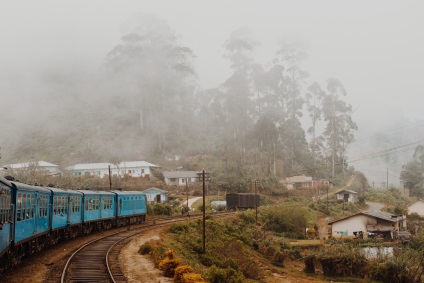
0,175,147,272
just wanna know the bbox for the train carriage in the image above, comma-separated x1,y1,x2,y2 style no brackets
112,191,147,226
0,177,13,260
12,182,51,246
77,190,115,232
47,187,83,240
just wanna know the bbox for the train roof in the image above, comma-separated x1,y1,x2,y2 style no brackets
111,190,146,196
0,176,13,188
45,187,83,195
10,182,52,193
76,190,115,196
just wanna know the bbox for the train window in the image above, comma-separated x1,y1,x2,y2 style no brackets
54,196,58,215
30,194,34,219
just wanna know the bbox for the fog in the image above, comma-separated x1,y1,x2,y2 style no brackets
1,0,423,186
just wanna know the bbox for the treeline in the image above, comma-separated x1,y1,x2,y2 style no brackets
1,14,357,189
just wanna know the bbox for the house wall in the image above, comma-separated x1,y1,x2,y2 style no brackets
336,193,356,203
331,215,377,237
145,193,167,203
408,201,424,216
72,166,152,178
165,177,197,186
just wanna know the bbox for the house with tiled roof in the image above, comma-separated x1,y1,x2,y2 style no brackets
162,171,199,186
328,211,407,240
282,175,333,190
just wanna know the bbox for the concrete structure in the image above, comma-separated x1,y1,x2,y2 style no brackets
329,211,407,239
336,189,359,203
142,187,169,203
407,200,424,216
283,175,332,190
162,171,199,186
66,161,159,178
2,161,61,175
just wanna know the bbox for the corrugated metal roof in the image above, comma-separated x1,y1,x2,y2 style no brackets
5,161,58,169
142,187,169,194
66,161,159,171
162,171,199,178
336,189,358,194
328,211,398,224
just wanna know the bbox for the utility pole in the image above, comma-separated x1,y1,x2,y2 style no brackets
186,177,189,212
254,180,259,224
386,167,389,190
197,169,209,254
108,165,112,190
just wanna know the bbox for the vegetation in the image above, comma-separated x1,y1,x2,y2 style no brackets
1,14,357,194
136,197,424,282
400,145,424,197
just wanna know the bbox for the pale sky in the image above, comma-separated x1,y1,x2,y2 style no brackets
1,0,423,186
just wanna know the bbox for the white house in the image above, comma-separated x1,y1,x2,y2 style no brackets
66,161,159,178
336,189,358,203
408,200,424,216
162,171,199,186
142,187,169,203
329,211,407,239
2,161,61,175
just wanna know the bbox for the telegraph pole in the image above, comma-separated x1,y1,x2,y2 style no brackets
197,169,209,254
108,165,112,190
186,177,189,212
254,180,259,224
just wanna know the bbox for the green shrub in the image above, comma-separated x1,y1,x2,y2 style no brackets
205,265,244,283
169,223,189,234
138,242,152,255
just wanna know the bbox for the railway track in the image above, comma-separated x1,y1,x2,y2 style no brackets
56,212,233,283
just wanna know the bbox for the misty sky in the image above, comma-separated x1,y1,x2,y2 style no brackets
1,0,423,186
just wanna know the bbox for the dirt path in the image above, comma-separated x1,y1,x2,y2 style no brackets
119,227,173,283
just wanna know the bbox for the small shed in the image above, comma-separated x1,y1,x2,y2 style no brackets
336,189,358,203
142,187,169,203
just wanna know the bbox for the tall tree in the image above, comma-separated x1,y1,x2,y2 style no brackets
305,82,325,171
322,78,357,178
215,28,257,175
106,14,197,154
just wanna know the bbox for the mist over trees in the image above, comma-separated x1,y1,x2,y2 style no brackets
0,14,357,188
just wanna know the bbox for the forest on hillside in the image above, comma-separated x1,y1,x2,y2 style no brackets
0,14,357,188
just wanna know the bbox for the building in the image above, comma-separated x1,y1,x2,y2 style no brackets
336,189,359,203
407,200,424,216
328,211,407,240
2,161,61,175
162,171,199,186
66,161,159,178
142,187,169,203
283,175,332,190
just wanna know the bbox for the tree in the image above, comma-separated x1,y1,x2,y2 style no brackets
400,145,424,197
215,28,257,175
321,78,357,178
105,14,197,154
305,82,325,171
